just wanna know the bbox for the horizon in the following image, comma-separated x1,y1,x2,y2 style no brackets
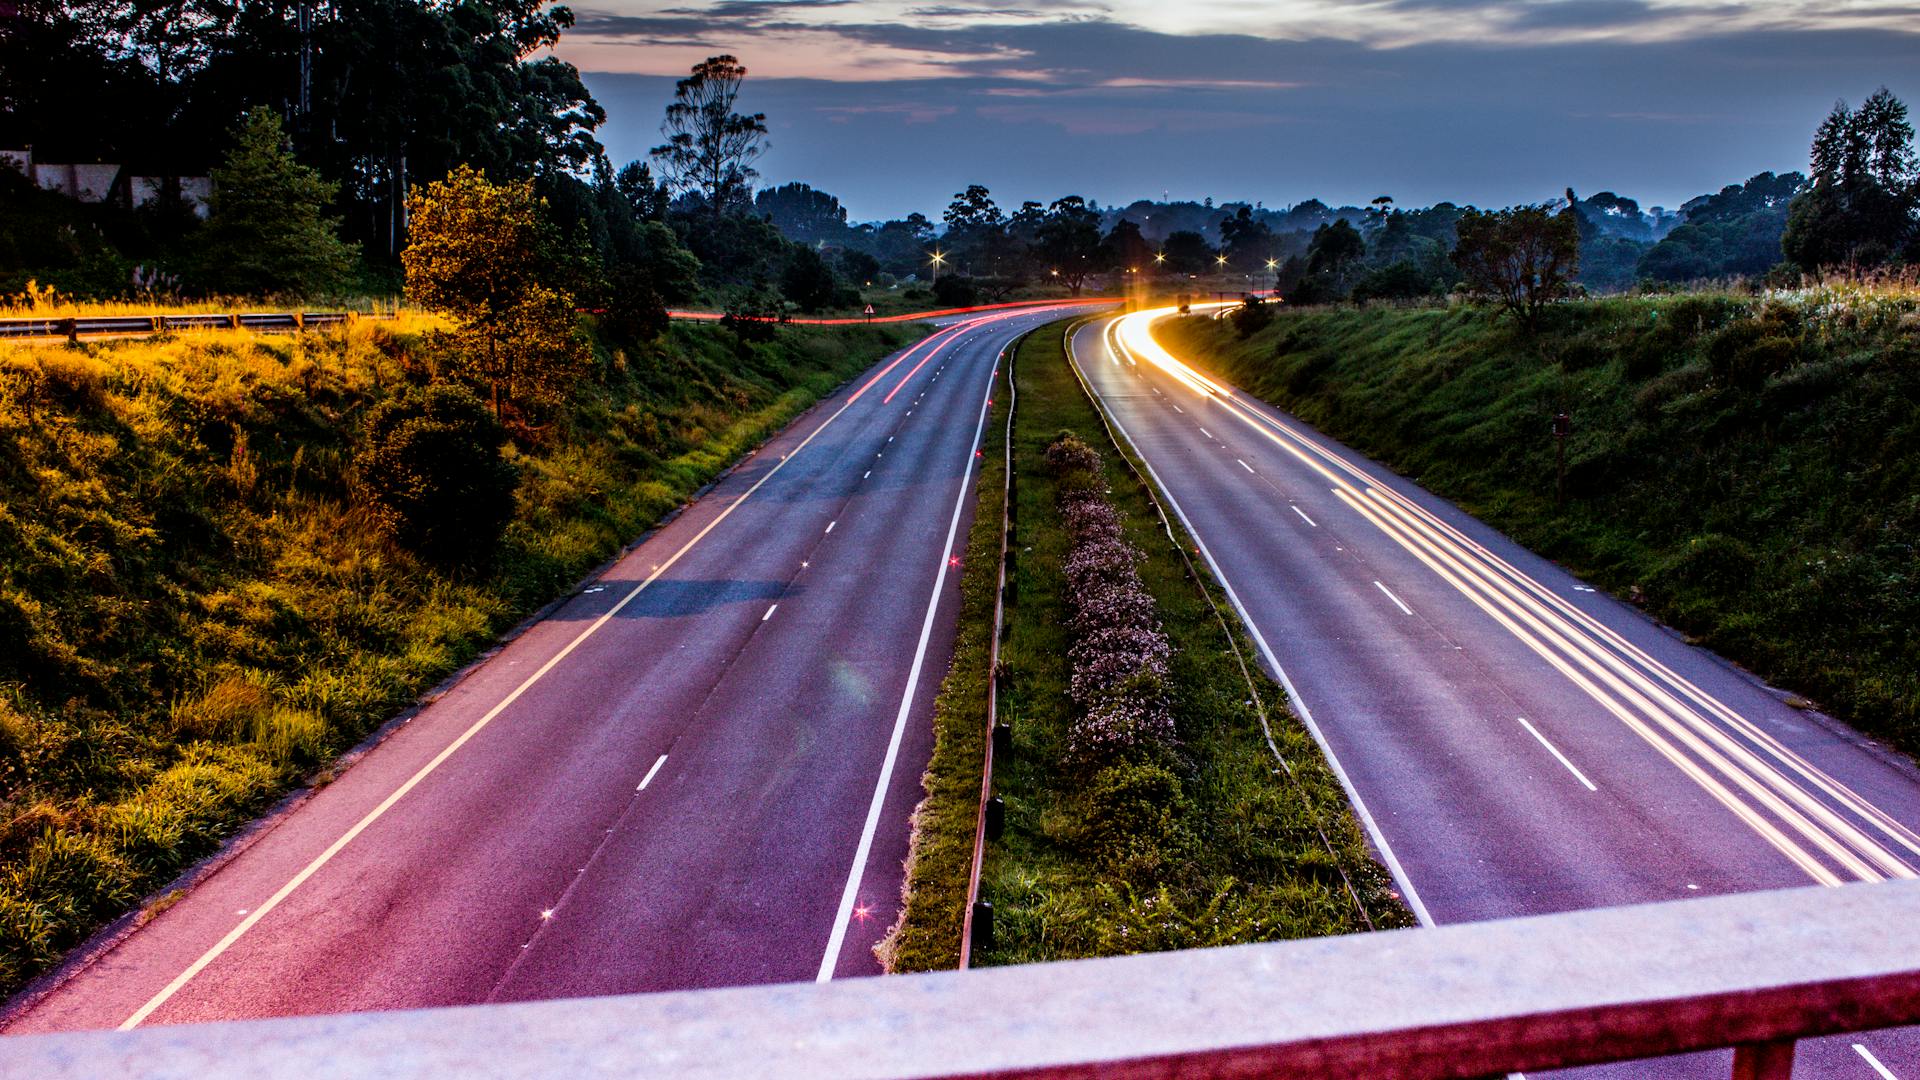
568,2,1919,222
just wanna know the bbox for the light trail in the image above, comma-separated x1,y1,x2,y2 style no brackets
1100,306,1920,888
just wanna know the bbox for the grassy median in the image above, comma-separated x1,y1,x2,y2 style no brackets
882,321,1411,973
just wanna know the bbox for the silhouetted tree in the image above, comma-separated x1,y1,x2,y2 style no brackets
652,55,768,218
1450,205,1582,328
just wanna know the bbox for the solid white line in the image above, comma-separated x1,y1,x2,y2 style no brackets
1856,1044,1899,1080
1237,458,1255,474
1199,426,1214,439
826,520,837,533
817,345,998,982
762,604,778,622
1517,718,1598,792
1374,580,1413,615
638,754,668,791
116,335,891,1030
1292,505,1318,527
1070,322,1436,927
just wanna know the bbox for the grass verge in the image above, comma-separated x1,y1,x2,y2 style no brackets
883,319,1411,973
1159,285,1920,755
0,316,918,995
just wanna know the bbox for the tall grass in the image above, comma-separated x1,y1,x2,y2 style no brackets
1163,286,1920,756
0,315,914,993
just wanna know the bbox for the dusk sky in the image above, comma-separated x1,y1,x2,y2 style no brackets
565,1,1920,222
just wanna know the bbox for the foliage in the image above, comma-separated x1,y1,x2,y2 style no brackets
1160,283,1920,756
401,165,590,422
651,55,769,218
1451,205,1582,327
1035,197,1108,296
354,384,518,565
196,108,358,298
780,245,838,312
754,183,851,245
1783,88,1919,270
0,314,916,994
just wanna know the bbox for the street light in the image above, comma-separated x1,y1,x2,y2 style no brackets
1153,252,1165,266
930,249,946,284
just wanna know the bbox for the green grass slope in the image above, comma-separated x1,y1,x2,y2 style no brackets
0,316,915,994
1160,288,1920,756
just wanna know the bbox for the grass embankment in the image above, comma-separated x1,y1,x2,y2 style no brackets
1160,283,1920,754
0,316,916,994
883,322,1410,973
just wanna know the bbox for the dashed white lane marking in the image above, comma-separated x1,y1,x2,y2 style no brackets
1856,1044,1899,1080
1172,403,1184,413
638,754,668,791
1199,426,1214,439
1291,505,1318,527
762,604,778,622
1237,458,1255,474
1517,717,1598,792
1373,580,1414,615
826,520,837,533
864,470,871,479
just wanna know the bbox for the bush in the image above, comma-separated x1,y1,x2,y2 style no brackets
1078,761,1196,882
354,384,519,565
1707,319,1798,389
932,275,978,308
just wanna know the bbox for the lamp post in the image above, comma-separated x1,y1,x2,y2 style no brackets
1265,257,1278,296
930,249,946,285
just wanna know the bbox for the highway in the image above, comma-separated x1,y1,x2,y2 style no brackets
1,302,1105,1034
1073,307,1920,1080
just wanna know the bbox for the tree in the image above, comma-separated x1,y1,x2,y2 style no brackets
1037,195,1107,295
1783,89,1918,269
355,384,519,566
1160,230,1215,274
402,165,589,423
1219,205,1274,270
197,108,357,296
781,245,837,312
651,55,768,218
615,161,671,221
754,182,850,245
1450,205,1582,328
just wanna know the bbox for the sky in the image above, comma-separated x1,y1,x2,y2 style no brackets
562,0,1920,222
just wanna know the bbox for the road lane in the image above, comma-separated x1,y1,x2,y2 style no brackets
3,303,1107,1034
1072,309,1920,1077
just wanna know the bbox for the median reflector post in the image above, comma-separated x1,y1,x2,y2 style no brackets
985,796,1005,841
992,721,1012,760
970,901,994,960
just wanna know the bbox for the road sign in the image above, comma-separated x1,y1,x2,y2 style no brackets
863,304,875,322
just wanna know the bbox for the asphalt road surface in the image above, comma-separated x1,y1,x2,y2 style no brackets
2,302,1106,1035
1073,308,1920,1080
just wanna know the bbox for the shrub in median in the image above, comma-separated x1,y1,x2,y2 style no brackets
1045,433,1176,761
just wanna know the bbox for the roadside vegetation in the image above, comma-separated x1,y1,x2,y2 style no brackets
1161,277,1920,757
883,323,1411,972
0,314,915,995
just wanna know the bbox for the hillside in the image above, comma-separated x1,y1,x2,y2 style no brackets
0,316,915,993
1160,287,1920,757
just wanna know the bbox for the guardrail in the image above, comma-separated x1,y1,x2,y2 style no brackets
8,879,1918,1078
957,329,1029,966
0,311,364,342
665,297,1119,326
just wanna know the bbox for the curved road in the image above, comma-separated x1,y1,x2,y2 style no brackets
3,302,1106,1034
1074,308,1920,1080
